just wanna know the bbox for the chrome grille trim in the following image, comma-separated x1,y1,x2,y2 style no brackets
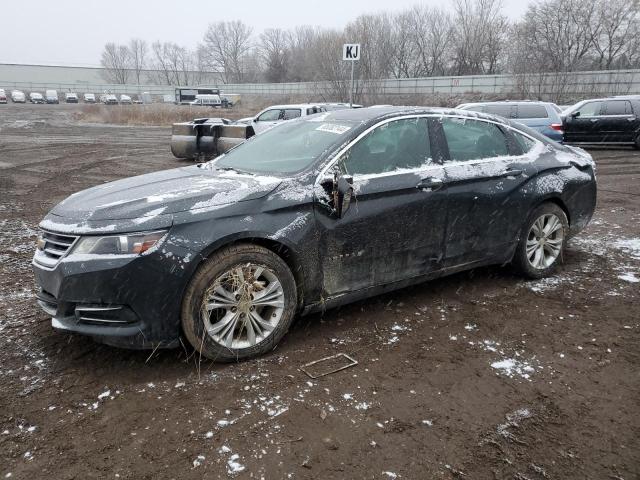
33,230,80,269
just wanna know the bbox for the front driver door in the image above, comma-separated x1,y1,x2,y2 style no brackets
564,101,604,143
253,109,282,133
436,116,539,268
314,116,448,297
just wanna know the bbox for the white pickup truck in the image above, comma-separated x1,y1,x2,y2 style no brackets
238,103,328,134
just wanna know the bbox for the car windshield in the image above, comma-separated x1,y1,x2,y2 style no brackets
214,119,356,174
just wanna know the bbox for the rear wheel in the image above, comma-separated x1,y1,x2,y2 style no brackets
634,133,640,150
181,244,297,362
512,203,568,279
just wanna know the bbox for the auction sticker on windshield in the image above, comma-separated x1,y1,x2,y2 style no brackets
316,124,351,134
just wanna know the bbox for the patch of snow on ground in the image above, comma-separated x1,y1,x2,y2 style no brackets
227,454,246,474
491,358,536,380
527,275,570,292
618,272,639,283
614,238,640,259
497,407,533,440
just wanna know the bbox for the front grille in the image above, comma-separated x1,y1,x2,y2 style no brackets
34,230,79,269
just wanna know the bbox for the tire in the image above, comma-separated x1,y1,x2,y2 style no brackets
634,133,640,150
512,202,568,279
181,243,297,362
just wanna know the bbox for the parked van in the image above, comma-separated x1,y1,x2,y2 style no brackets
11,90,26,103
45,90,59,104
189,94,222,107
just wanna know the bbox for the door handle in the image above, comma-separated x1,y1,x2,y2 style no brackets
590,118,599,122
416,177,444,192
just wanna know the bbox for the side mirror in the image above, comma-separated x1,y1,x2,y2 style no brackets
330,168,354,218
571,111,580,118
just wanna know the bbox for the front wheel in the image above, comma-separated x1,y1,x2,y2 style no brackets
181,244,297,362
512,203,568,279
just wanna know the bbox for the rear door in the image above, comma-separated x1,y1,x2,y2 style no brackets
435,116,538,267
600,100,637,143
563,101,604,143
315,116,449,296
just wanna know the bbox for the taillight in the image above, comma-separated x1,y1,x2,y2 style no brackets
550,123,563,132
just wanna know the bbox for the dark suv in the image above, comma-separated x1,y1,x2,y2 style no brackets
562,96,640,148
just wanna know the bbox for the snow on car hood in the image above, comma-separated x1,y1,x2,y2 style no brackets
49,165,282,222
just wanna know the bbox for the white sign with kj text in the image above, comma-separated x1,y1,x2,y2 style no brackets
343,44,361,61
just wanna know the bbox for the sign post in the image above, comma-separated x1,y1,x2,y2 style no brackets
342,43,360,108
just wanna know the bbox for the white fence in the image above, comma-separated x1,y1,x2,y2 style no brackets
1,69,639,102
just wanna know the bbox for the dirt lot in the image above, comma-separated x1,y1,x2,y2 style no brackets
1,103,639,479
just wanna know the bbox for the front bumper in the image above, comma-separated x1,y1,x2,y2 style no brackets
32,236,197,349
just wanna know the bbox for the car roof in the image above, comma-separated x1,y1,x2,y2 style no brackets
312,105,512,125
458,101,553,107
263,104,325,109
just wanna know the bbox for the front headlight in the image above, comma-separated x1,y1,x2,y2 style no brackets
72,230,167,256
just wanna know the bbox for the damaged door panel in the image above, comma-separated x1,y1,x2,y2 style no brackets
434,116,538,267
314,117,448,297
171,118,255,160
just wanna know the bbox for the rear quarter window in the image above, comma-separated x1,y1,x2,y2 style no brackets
516,104,549,119
484,105,514,118
604,100,632,115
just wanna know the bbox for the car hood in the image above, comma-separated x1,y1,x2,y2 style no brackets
49,165,283,222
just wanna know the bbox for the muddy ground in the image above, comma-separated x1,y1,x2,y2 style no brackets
0,104,638,479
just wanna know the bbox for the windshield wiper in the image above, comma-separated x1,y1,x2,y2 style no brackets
216,166,254,175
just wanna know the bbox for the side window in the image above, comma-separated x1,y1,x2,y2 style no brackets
576,101,603,117
282,109,301,120
441,117,509,161
603,100,631,116
257,109,281,122
484,105,514,118
516,104,548,119
340,118,432,176
511,131,537,153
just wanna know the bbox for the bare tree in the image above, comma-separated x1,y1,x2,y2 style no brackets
100,43,130,84
510,0,598,74
452,0,509,75
128,38,147,85
202,20,254,83
410,5,454,76
346,13,395,81
260,28,291,83
149,42,196,85
591,0,640,69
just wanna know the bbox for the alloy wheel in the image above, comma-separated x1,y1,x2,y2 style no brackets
200,263,285,350
526,213,564,269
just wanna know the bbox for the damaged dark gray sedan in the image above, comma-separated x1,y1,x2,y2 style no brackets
33,107,597,361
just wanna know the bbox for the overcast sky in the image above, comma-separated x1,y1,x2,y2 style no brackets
0,0,530,66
